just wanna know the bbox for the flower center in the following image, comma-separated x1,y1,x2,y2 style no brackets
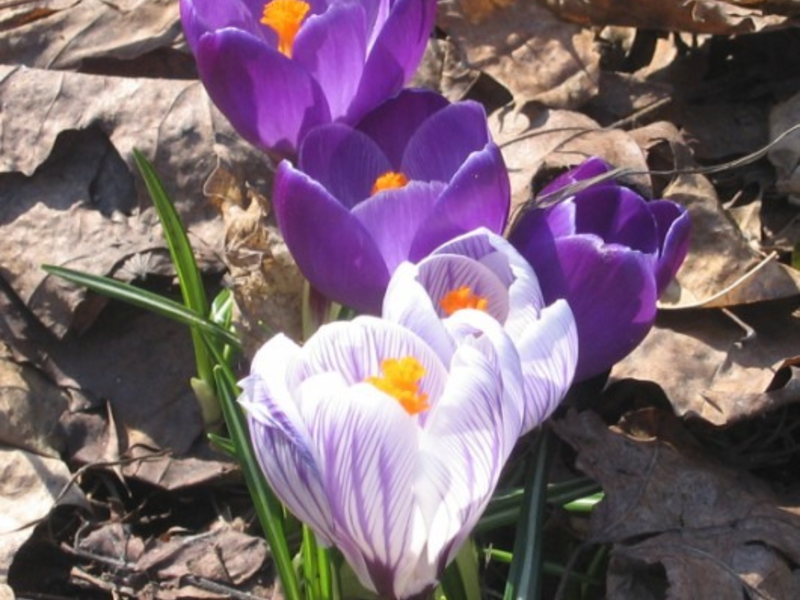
261,0,311,58
366,356,429,415
371,171,409,196
439,286,488,316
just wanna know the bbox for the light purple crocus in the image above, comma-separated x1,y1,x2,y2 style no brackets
239,314,529,600
180,0,436,159
508,157,691,381
383,228,578,430
273,89,511,314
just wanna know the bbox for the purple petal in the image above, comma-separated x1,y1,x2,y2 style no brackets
293,2,368,120
649,200,691,294
347,0,437,122
402,101,490,182
410,145,510,260
180,0,268,54
540,156,613,196
415,255,510,322
554,236,658,380
382,262,457,365
571,187,659,254
351,180,445,275
288,316,449,398
239,335,336,544
273,162,389,313
196,29,331,158
512,300,577,432
309,380,421,599
356,89,451,168
298,124,392,209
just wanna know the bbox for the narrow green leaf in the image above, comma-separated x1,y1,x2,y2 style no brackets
42,265,240,349
440,540,481,600
207,343,303,600
503,431,552,600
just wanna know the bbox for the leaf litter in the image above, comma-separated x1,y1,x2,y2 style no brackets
0,0,799,598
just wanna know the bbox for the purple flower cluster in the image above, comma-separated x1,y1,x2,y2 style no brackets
182,1,691,597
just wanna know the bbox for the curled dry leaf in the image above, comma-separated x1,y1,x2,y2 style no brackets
769,90,800,199
438,0,601,108
539,0,790,34
611,303,800,424
205,162,304,358
553,409,800,600
0,65,270,337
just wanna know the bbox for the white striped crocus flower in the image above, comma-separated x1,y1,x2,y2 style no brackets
239,314,528,600
382,227,578,433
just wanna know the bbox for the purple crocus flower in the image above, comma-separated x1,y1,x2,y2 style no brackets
239,314,529,600
508,157,691,381
273,89,511,314
383,228,578,429
180,0,436,159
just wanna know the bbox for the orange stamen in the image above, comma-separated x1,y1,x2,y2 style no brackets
439,286,488,316
366,357,430,415
371,171,409,196
261,0,311,58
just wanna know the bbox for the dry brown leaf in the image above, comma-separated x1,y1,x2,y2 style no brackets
662,171,800,308
438,0,600,108
539,0,790,34
410,38,481,102
553,409,800,600
611,304,800,424
489,106,650,216
0,341,69,458
769,90,800,200
0,448,87,583
0,0,183,71
0,65,270,337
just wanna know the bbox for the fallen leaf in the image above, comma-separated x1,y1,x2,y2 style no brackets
0,448,87,584
769,90,800,200
553,409,800,600
539,0,790,34
0,65,270,337
438,0,601,108
611,303,800,424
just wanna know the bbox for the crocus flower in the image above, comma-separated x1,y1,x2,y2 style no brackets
382,227,578,430
180,0,436,159
240,314,528,599
273,89,511,313
507,157,691,381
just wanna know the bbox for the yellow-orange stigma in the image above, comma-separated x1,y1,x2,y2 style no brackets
261,0,311,58
370,171,409,196
366,356,430,415
439,286,489,316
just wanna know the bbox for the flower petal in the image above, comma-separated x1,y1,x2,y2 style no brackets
402,101,491,183
239,335,337,544
298,124,392,209
180,0,267,54
555,236,658,380
649,200,691,294
572,187,659,254
382,262,457,365
512,299,577,431
351,180,445,276
293,2,368,120
356,89,450,168
288,316,448,400
415,254,510,322
196,29,331,157
410,145,510,261
540,156,613,196
273,161,390,312
347,0,437,123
